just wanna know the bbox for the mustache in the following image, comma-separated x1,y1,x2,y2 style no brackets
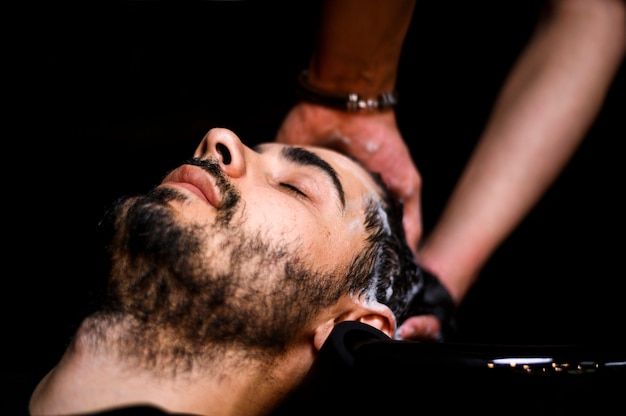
184,156,223,177
181,156,240,216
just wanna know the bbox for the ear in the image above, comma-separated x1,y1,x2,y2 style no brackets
313,297,396,352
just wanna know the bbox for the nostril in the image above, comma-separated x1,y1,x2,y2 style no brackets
216,143,232,164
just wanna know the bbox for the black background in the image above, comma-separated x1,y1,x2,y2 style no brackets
4,0,625,411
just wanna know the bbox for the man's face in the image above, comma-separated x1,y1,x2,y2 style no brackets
163,128,384,274
101,128,388,354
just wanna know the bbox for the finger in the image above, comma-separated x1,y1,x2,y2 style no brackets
385,168,421,252
395,315,442,341
402,194,422,254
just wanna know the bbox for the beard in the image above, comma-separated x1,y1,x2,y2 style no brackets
97,158,346,360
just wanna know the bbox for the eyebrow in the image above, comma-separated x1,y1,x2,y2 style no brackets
279,146,346,209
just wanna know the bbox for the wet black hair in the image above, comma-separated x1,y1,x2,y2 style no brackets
345,172,456,341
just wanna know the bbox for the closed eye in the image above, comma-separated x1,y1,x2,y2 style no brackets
279,182,307,198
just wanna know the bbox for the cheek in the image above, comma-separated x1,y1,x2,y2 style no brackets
244,197,319,244
304,200,367,263
242,194,367,266
308,220,366,267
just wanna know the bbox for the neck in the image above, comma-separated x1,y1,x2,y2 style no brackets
29,318,315,416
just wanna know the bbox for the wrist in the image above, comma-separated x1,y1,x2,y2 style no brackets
295,70,398,112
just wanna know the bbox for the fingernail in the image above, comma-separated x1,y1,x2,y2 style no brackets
398,324,415,340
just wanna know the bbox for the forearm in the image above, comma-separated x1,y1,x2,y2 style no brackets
417,0,626,304
307,0,416,95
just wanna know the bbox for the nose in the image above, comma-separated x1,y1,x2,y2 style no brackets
194,128,246,178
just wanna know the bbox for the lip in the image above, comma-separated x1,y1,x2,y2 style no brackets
161,165,222,207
